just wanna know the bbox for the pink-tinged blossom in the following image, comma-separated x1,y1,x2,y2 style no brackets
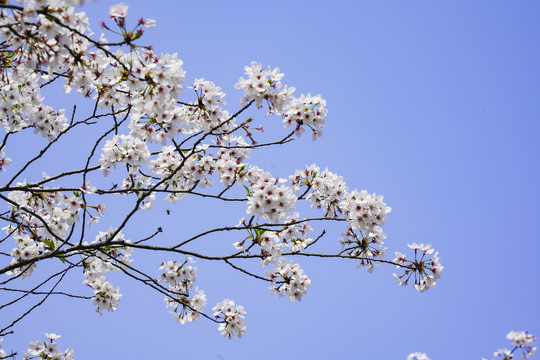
27,340,45,355
109,3,128,18
142,18,156,28
393,252,407,265
0,149,12,171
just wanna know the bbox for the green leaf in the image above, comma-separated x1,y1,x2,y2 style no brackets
43,239,55,251
254,228,266,238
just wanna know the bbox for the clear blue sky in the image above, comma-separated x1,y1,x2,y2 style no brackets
6,1,540,359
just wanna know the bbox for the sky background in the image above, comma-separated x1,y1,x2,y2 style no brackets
3,1,540,359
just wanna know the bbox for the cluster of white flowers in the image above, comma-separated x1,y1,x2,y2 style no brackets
5,183,106,278
235,61,294,112
82,227,131,314
214,136,251,186
482,331,537,360
6,234,42,279
266,258,311,301
245,171,297,223
23,333,74,360
1,3,93,114
486,330,537,360
149,144,217,203
84,275,122,314
176,79,230,133
149,146,197,202
235,63,329,138
335,190,392,271
2,0,186,150
507,331,537,349
100,134,150,176
166,287,207,325
290,164,349,217
276,212,313,253
341,190,391,236
283,94,328,140
392,243,443,293
407,352,431,360
126,53,187,143
233,213,313,300
158,259,197,291
0,72,68,140
212,299,247,339
251,232,285,267
158,258,207,325
289,164,394,273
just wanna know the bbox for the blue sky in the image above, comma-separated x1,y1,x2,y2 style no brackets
4,1,540,359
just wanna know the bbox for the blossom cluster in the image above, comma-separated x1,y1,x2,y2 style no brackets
276,212,313,253
392,243,444,292
290,164,349,217
246,172,297,224
235,61,294,112
289,164,394,273
158,258,207,325
484,330,537,360
180,79,229,133
235,62,329,141
5,183,105,278
266,257,311,301
100,135,150,176
24,333,74,360
283,94,328,140
148,144,215,203
341,190,390,235
407,353,431,360
212,299,247,339
82,227,131,313
0,72,68,140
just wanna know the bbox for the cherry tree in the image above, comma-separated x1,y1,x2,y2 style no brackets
0,1,533,359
